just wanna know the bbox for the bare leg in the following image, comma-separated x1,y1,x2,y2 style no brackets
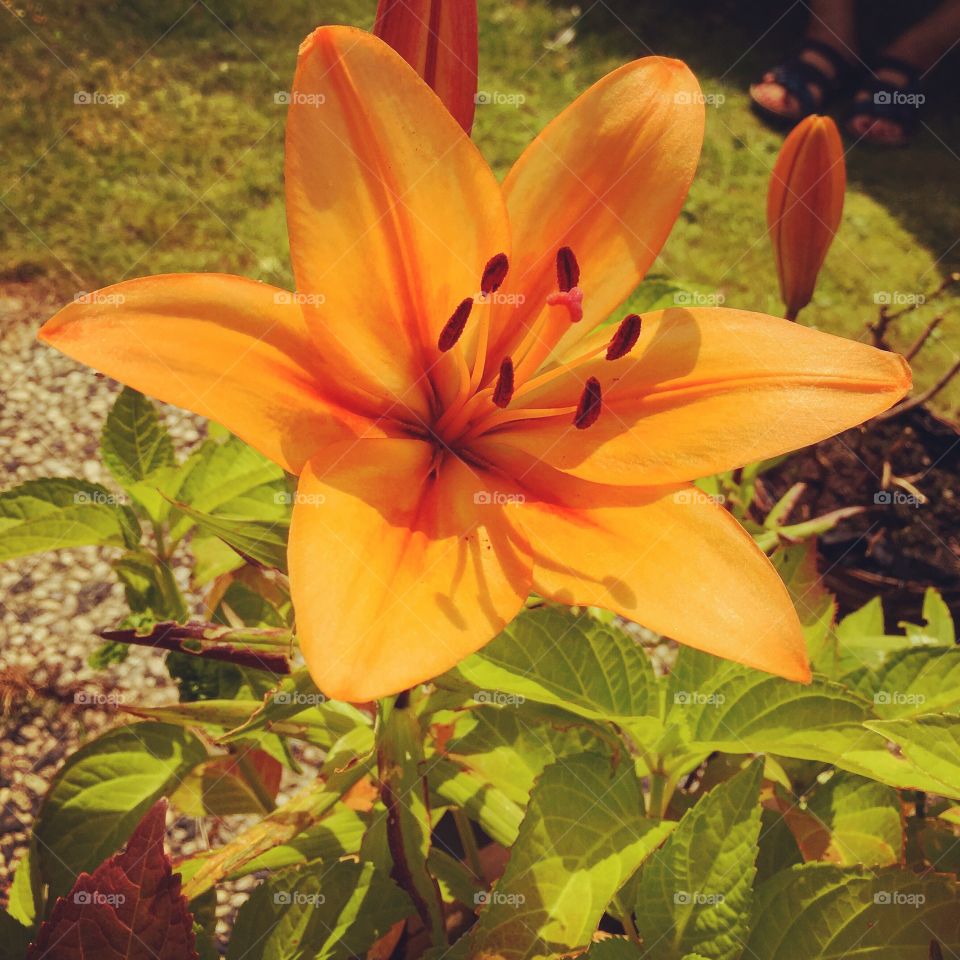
751,0,858,120
849,0,960,144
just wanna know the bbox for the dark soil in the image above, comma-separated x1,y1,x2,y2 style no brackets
759,406,960,627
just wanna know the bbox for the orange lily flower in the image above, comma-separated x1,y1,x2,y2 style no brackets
39,28,910,701
768,115,846,321
374,0,478,133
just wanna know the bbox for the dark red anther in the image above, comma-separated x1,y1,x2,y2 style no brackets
492,357,515,408
606,314,642,360
481,253,509,295
437,298,473,352
573,377,602,429
556,246,580,293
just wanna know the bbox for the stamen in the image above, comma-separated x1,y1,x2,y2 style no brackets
437,298,473,352
573,377,602,429
481,253,509,295
556,246,580,292
606,313,642,360
492,357,515,408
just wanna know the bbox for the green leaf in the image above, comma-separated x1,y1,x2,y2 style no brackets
582,939,642,959
101,387,175,486
445,607,657,723
832,598,918,673
33,722,207,898
226,861,411,960
864,715,960,798
446,704,601,806
746,863,960,958
169,499,288,572
113,548,188,620
631,761,763,960
457,754,675,960
0,477,140,560
851,648,960,719
900,587,955,646
772,542,836,672
802,773,903,867
6,841,40,927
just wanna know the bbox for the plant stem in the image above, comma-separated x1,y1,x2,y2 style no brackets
452,806,483,881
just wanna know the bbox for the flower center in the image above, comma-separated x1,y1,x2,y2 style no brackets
426,248,643,454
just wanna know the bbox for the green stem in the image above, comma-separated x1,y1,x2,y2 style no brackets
453,807,483,882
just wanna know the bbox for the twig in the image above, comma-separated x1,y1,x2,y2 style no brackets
875,357,960,421
904,315,943,361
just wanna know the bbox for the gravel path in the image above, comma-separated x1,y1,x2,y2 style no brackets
0,283,266,939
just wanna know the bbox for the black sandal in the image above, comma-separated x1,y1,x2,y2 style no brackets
845,56,923,147
751,38,856,129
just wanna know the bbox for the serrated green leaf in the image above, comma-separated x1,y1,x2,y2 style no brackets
900,588,955,646
864,715,960,798
632,761,762,960
0,477,140,559
33,722,206,898
832,597,919,673
6,841,39,928
101,387,175,487
457,754,675,960
803,773,903,867
226,861,412,960
746,863,960,958
849,648,960,719
445,607,657,724
446,704,600,806
170,436,288,541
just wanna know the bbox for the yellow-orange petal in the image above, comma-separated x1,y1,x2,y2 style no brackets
494,307,910,486
477,447,809,681
38,274,374,475
767,115,845,319
374,0,478,134
285,26,509,412
289,439,532,701
485,57,704,375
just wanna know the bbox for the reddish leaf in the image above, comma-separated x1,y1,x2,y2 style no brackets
27,798,197,960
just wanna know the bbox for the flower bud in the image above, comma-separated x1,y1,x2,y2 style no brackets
767,115,845,321
374,0,478,134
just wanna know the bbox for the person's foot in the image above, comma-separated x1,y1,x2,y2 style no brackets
847,60,923,147
750,38,856,124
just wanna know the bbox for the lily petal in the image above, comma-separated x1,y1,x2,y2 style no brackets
374,0,478,133
38,273,372,474
478,445,809,681
497,307,911,485
487,57,704,371
285,27,509,411
289,439,532,701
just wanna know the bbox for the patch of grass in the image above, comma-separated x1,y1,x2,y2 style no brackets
1,0,958,412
